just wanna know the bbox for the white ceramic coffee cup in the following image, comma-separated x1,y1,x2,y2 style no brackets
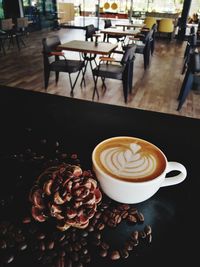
92,136,187,204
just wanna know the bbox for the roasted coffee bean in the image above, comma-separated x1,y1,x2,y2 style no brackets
58,233,66,242
132,239,139,247
73,242,82,252
147,234,152,243
0,239,7,249
99,249,108,258
114,214,122,224
117,204,130,211
3,253,14,264
131,230,139,241
86,225,94,232
120,248,129,259
22,216,32,224
121,210,129,219
80,238,87,246
124,241,134,251
80,230,88,238
110,250,120,260
129,207,138,214
94,211,102,219
37,232,46,240
39,241,46,251
139,230,147,239
144,225,152,235
127,214,137,223
80,247,88,255
47,240,55,250
18,242,28,251
100,241,109,250
0,222,8,235
15,233,25,243
93,232,101,240
137,212,144,223
107,219,116,228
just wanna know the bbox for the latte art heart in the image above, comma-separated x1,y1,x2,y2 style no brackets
100,143,157,180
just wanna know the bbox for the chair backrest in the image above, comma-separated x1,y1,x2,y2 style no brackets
144,17,157,30
16,17,29,30
158,18,174,33
121,44,136,65
85,24,96,41
42,35,61,55
42,35,61,68
0,18,13,31
104,19,112,29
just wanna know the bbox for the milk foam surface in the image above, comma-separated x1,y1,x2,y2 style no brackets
100,142,157,180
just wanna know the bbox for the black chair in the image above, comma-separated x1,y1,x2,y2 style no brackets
103,19,125,43
92,44,136,103
150,23,157,55
42,36,85,96
182,32,200,75
0,30,7,55
130,28,153,70
177,52,200,111
80,24,98,86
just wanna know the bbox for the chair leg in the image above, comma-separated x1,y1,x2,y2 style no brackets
55,72,59,84
44,69,50,90
128,62,134,93
80,60,88,87
0,39,6,55
69,70,82,96
122,79,128,103
177,69,194,111
92,75,99,100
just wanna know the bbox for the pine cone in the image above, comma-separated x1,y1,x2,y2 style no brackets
29,163,102,230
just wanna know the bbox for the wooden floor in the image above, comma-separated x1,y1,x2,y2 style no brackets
1,27,200,119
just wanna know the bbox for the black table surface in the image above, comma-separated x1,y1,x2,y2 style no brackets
0,85,199,265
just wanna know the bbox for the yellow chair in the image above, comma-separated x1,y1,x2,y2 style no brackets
158,18,174,39
144,17,157,30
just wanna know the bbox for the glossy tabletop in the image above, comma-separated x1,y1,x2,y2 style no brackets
100,27,139,37
58,40,118,55
0,85,199,265
115,23,145,31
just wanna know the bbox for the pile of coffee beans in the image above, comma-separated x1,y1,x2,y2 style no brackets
0,128,153,266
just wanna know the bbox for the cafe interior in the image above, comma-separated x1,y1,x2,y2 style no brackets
0,0,200,265
0,0,200,118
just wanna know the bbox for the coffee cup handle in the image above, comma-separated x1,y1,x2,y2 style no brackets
160,161,187,187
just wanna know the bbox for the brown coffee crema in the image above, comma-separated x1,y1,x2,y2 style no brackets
94,137,166,182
